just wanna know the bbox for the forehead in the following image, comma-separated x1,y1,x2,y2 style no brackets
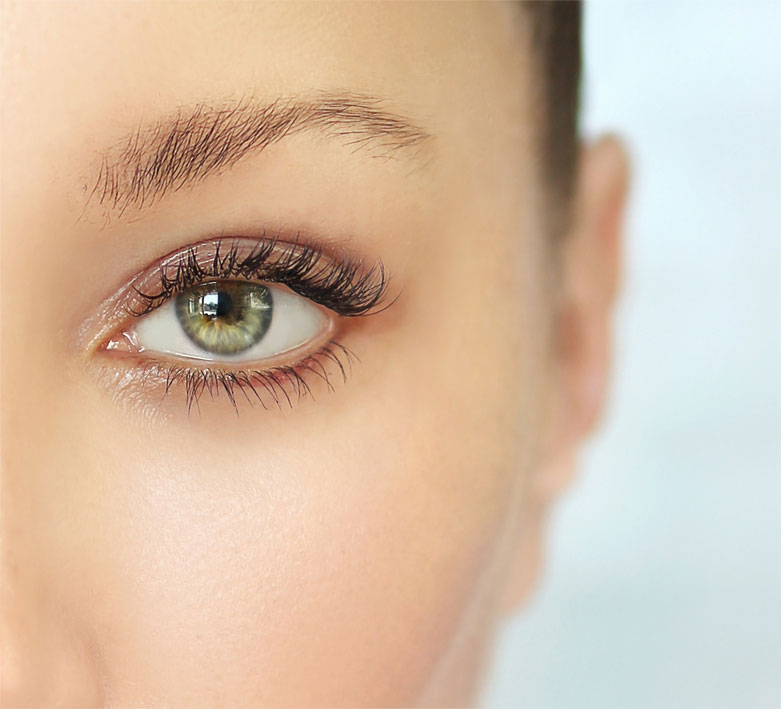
9,2,528,98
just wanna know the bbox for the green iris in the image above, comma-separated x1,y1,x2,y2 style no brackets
175,281,273,355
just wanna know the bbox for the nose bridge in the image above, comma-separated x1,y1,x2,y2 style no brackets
1,440,105,706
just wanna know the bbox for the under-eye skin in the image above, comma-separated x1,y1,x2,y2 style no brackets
97,235,392,412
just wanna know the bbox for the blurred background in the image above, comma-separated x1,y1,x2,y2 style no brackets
482,2,781,707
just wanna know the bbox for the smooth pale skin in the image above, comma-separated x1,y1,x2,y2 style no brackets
0,2,628,706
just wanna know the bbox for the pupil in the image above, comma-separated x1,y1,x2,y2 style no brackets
201,291,232,318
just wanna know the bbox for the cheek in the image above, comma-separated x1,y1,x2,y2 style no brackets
67,387,526,705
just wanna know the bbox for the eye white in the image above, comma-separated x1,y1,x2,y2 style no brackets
132,286,327,363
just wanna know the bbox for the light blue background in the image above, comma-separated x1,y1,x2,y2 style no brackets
481,2,781,707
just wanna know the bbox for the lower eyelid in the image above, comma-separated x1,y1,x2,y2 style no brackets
104,308,337,368
98,338,358,416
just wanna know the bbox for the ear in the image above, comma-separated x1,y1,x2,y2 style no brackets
539,134,629,499
500,135,630,614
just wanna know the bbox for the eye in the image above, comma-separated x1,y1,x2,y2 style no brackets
96,237,392,412
128,279,328,363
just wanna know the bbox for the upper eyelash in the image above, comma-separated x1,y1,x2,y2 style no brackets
128,234,390,318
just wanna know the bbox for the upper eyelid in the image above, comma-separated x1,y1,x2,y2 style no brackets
123,235,390,318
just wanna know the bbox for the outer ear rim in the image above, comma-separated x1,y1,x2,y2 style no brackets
570,134,631,301
562,133,630,436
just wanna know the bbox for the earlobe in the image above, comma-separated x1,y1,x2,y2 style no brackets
498,451,576,616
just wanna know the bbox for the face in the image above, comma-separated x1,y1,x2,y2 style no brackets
1,2,626,705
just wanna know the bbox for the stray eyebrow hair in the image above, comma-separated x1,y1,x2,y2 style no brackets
84,92,433,218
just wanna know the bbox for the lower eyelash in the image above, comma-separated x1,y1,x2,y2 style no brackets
136,340,357,415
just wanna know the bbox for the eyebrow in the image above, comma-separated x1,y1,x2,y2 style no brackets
83,92,433,218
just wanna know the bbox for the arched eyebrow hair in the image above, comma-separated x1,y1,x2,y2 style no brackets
83,92,433,219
